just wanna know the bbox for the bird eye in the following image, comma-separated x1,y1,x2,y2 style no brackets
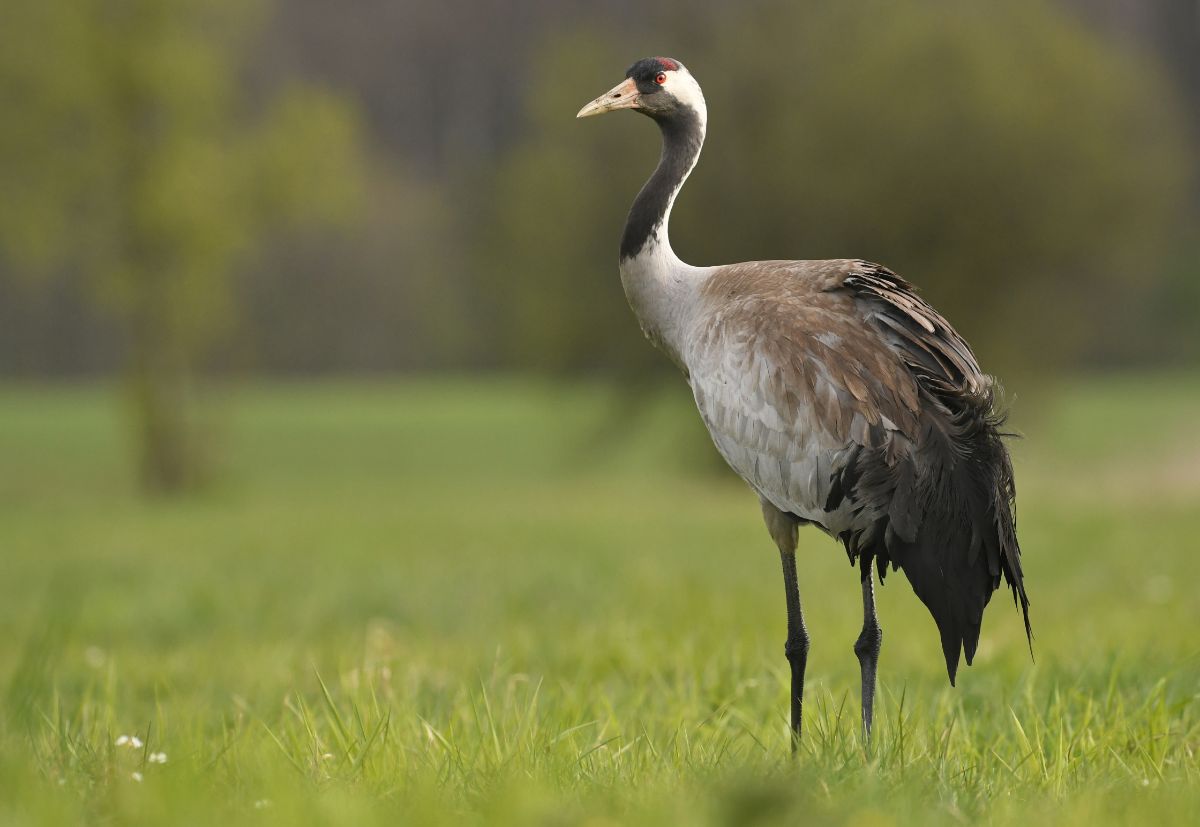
655,72,667,85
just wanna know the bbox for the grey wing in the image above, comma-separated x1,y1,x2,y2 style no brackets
686,274,923,531
686,258,1029,684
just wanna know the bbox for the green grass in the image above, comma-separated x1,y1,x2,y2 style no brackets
1,374,1198,825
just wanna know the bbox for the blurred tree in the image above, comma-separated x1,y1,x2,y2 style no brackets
0,0,364,492
487,0,1192,380
241,164,472,372
480,34,676,379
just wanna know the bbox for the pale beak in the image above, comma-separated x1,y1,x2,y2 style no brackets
576,77,640,118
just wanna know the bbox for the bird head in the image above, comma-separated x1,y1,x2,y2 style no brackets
576,57,705,122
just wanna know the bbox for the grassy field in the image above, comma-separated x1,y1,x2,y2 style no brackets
1,375,1198,825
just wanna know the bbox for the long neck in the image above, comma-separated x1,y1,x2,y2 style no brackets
617,104,707,370
619,106,705,263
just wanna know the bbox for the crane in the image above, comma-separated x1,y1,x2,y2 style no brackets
577,57,1032,747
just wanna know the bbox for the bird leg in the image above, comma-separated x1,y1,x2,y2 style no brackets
762,501,808,752
780,547,809,752
854,565,883,743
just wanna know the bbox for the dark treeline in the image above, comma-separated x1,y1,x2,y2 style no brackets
1,0,1197,380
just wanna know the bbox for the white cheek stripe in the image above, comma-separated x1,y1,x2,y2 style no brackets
662,68,708,129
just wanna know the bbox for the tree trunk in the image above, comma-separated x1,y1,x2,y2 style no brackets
126,307,198,494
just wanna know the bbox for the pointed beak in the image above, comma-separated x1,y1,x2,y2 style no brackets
576,77,640,118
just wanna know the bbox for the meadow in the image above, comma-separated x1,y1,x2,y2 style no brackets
1,375,1197,825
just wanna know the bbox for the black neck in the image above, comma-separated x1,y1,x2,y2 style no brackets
619,106,704,261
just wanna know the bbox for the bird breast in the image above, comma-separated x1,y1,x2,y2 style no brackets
683,263,872,533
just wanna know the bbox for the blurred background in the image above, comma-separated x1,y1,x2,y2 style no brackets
0,0,1196,493
2,3,1199,821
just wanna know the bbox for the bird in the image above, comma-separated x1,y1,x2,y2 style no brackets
577,57,1032,748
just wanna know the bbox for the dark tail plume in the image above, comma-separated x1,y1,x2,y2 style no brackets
829,383,1032,684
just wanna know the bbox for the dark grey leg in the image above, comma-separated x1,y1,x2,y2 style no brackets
854,567,882,741
762,501,808,752
780,545,809,751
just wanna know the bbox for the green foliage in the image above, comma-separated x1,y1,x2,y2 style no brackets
0,0,366,490
0,375,1199,823
482,34,662,375
487,0,1192,376
482,34,675,376
13,0,366,339
249,87,365,234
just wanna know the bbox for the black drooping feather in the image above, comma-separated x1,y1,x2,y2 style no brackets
825,263,1032,684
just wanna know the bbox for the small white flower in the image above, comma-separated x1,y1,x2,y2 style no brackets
116,735,130,746
130,772,143,783
115,735,143,748
148,752,168,764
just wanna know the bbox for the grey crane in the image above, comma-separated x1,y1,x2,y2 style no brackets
577,57,1032,747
